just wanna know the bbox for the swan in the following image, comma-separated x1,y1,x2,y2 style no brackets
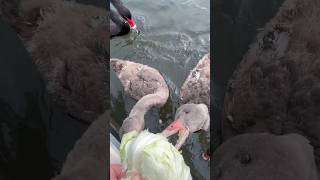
0,0,108,123
223,0,320,169
110,9,131,38
110,0,136,38
110,58,169,136
109,59,169,177
180,53,210,107
162,53,211,151
213,133,319,180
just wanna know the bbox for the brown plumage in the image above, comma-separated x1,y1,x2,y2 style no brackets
1,0,108,123
180,53,210,108
162,53,211,149
223,0,320,169
111,59,169,137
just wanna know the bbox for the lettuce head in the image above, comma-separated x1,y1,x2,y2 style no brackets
120,130,192,180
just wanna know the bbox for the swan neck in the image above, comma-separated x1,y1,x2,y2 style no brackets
129,90,167,118
120,87,169,137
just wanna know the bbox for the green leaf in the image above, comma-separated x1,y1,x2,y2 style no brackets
119,130,192,180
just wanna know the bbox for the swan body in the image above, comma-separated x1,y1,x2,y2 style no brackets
162,53,211,150
223,0,320,168
111,59,169,137
180,53,210,108
1,0,108,123
110,0,136,38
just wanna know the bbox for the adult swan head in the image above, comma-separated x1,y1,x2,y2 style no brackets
110,0,136,38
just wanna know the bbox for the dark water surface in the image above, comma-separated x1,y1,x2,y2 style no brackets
110,0,210,179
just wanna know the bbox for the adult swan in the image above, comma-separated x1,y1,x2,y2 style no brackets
110,0,136,38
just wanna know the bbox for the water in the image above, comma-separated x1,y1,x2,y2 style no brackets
110,0,210,179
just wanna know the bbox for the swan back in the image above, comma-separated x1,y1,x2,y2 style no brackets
180,53,210,108
111,58,169,101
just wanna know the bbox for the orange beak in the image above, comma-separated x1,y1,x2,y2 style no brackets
161,119,189,149
162,119,184,137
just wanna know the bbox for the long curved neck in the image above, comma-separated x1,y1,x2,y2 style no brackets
120,89,168,136
110,0,129,18
110,9,130,37
111,0,122,9
110,9,124,26
129,90,167,118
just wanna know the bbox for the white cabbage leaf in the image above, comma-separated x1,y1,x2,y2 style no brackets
120,130,192,180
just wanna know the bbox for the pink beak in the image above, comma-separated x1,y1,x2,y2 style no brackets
127,18,136,29
161,119,190,149
162,120,184,137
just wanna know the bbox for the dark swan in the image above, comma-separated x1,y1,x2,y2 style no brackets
223,0,320,170
0,0,108,123
110,0,136,38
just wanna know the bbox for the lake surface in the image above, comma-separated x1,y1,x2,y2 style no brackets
110,0,210,179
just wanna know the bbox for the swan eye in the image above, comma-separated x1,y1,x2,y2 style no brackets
185,111,189,114
235,151,252,165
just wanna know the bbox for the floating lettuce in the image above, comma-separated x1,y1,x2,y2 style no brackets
120,130,192,180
